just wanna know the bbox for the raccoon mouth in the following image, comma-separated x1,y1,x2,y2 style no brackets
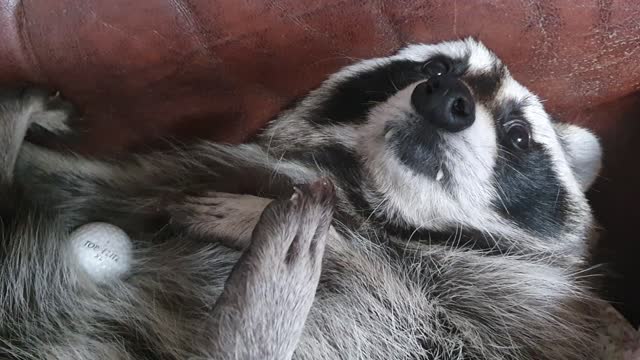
384,119,449,182
436,166,445,182
433,163,448,183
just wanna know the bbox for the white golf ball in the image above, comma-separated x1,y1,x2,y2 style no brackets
70,222,132,282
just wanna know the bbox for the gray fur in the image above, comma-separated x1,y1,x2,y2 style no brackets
1,38,604,359
1,92,332,360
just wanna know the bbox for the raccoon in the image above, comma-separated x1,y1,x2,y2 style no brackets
0,38,603,359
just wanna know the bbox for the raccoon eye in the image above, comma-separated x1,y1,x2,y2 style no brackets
422,58,451,77
504,121,531,150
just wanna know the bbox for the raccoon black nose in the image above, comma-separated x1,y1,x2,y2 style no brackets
411,75,475,132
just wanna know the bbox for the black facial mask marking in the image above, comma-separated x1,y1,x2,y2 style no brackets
492,143,569,237
316,60,425,125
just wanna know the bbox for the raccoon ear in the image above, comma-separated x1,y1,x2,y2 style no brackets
554,123,602,191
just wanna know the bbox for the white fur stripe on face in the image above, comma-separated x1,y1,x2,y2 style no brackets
260,37,597,246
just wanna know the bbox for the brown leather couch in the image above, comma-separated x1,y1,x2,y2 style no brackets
1,0,638,324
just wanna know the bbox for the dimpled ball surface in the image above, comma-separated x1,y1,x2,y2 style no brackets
70,222,132,282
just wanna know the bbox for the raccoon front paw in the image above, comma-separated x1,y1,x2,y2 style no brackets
209,179,335,358
248,178,335,272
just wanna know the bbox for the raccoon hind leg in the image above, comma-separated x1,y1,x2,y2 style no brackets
0,87,75,184
168,191,273,249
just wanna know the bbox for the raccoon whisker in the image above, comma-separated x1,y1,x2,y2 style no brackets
494,182,511,215
553,187,562,212
265,128,277,162
359,198,388,230
268,150,289,184
387,74,400,92
496,159,533,183
400,216,452,251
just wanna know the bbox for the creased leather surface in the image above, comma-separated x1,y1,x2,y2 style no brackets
0,0,638,323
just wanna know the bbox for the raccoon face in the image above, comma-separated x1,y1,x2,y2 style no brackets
261,38,602,251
